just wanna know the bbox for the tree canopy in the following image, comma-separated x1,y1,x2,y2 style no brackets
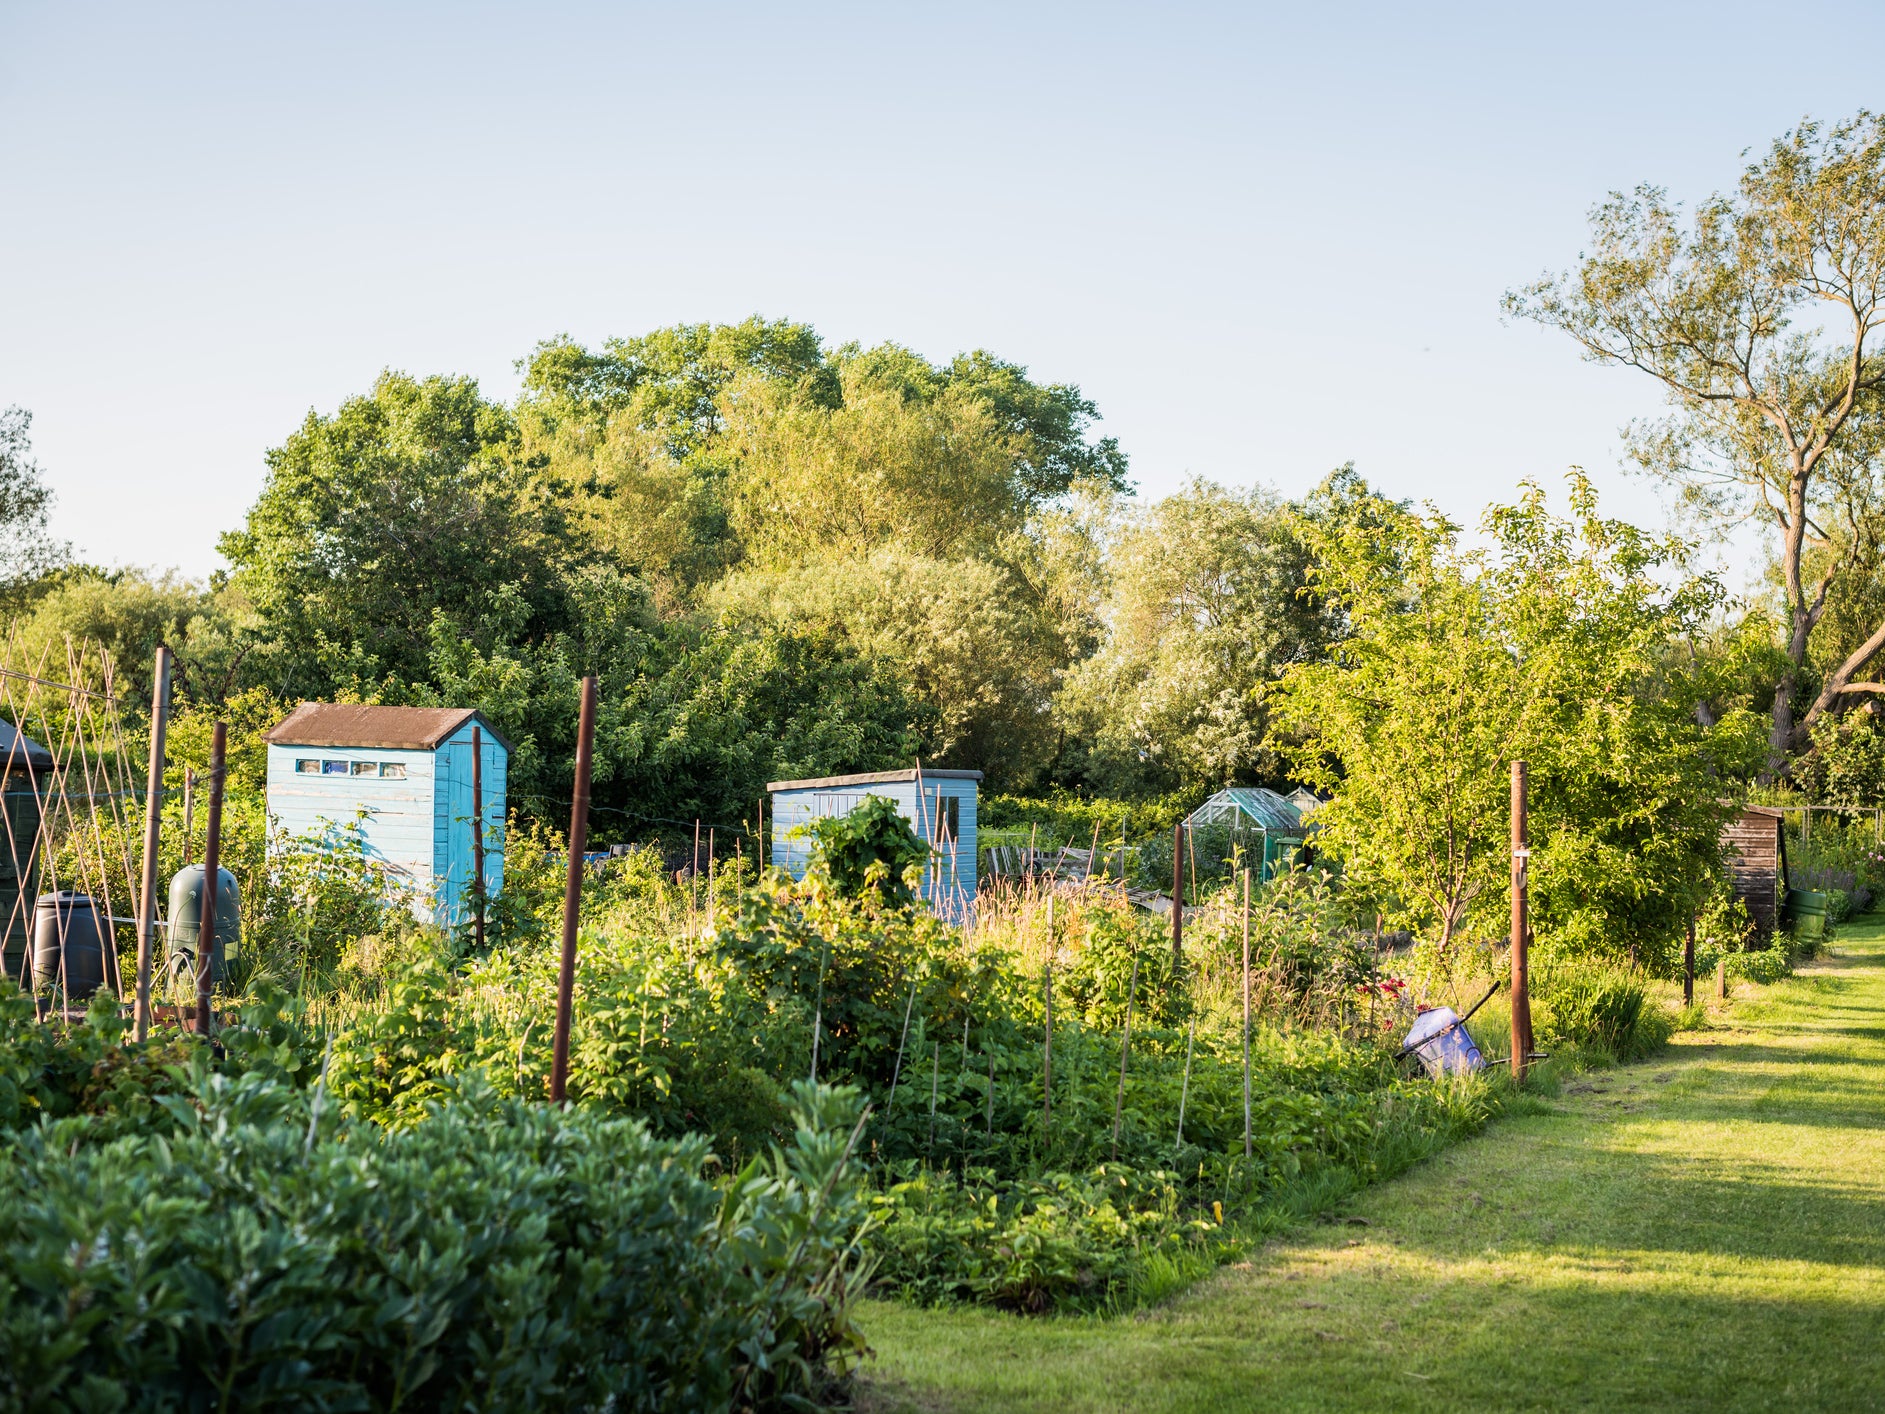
1508,112,1885,776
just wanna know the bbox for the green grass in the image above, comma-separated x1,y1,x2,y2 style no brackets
856,922,1885,1412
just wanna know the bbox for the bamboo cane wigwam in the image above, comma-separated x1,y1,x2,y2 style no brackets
0,632,149,1017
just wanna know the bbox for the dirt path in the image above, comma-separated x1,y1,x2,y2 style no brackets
858,925,1885,1412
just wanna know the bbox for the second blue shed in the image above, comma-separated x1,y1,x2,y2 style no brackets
768,768,980,915
265,704,508,925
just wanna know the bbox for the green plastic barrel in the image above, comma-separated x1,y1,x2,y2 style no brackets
166,865,241,986
1789,889,1828,941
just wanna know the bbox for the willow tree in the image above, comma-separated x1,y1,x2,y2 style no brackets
1507,113,1885,776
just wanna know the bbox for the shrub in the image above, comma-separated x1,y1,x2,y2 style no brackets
0,1067,872,1412
1728,944,1792,985
1533,956,1672,1062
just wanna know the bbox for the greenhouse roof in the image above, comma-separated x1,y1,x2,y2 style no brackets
1184,787,1305,835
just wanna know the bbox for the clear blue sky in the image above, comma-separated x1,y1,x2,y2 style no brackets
5,1,1883,580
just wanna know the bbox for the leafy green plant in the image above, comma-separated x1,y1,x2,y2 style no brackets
802,795,930,906
0,1066,872,1412
1533,955,1673,1062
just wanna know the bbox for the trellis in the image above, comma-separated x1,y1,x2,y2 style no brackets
0,631,146,1013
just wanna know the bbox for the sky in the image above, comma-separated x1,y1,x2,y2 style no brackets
5,1,1884,584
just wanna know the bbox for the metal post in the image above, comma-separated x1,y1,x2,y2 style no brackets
1510,760,1532,1079
549,676,599,1104
1242,866,1252,1159
1110,953,1139,1160
133,646,170,1041
1171,821,1185,970
1683,917,1695,1007
471,725,485,953
195,722,225,1037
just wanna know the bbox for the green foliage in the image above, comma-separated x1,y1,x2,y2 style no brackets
1792,712,1885,806
1532,955,1673,1062
1276,474,1750,968
803,795,930,907
979,788,1204,849
1507,113,1885,773
1054,474,1344,794
0,1065,871,1412
0,406,68,605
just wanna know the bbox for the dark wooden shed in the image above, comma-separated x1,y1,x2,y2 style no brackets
1722,805,1788,943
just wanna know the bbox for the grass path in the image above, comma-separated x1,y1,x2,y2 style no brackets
857,922,1885,1412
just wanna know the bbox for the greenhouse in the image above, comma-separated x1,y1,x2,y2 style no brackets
1184,787,1312,879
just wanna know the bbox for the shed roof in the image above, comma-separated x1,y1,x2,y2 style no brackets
0,720,53,773
266,703,512,754
1185,787,1305,834
768,768,983,792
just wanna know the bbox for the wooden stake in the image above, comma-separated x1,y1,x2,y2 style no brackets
1242,866,1252,1159
1171,821,1185,970
1510,760,1533,1079
1111,952,1140,1160
928,1040,940,1156
182,767,194,866
888,969,918,1108
1176,1018,1195,1146
471,725,485,953
1683,917,1695,1007
1043,892,1055,1132
195,722,224,1037
549,676,598,1104
133,646,169,1041
1717,959,1728,1000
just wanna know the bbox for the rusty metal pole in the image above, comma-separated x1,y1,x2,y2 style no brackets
1171,821,1185,971
1510,760,1532,1079
195,722,225,1037
549,676,599,1104
471,725,485,953
133,646,170,1041
1683,917,1695,1008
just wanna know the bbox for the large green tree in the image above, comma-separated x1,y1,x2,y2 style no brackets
1275,476,1764,965
0,408,68,608
1508,112,1885,776
220,371,589,698
1054,472,1351,795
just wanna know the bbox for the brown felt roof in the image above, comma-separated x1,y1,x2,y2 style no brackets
265,703,512,754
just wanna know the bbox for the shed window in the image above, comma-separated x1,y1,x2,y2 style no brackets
379,762,406,778
351,761,378,776
937,795,961,841
321,760,348,775
295,759,320,774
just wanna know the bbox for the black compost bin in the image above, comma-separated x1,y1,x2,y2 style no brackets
31,892,109,1001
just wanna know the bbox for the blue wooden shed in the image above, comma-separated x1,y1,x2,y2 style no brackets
767,768,980,916
264,704,508,925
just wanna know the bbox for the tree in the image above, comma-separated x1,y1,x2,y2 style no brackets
1507,113,1885,776
1275,476,1761,965
220,371,591,697
0,408,69,607
517,321,1131,604
1272,500,1534,948
1056,474,1344,794
712,547,1062,784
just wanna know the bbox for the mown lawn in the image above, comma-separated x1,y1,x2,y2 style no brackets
857,921,1885,1412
